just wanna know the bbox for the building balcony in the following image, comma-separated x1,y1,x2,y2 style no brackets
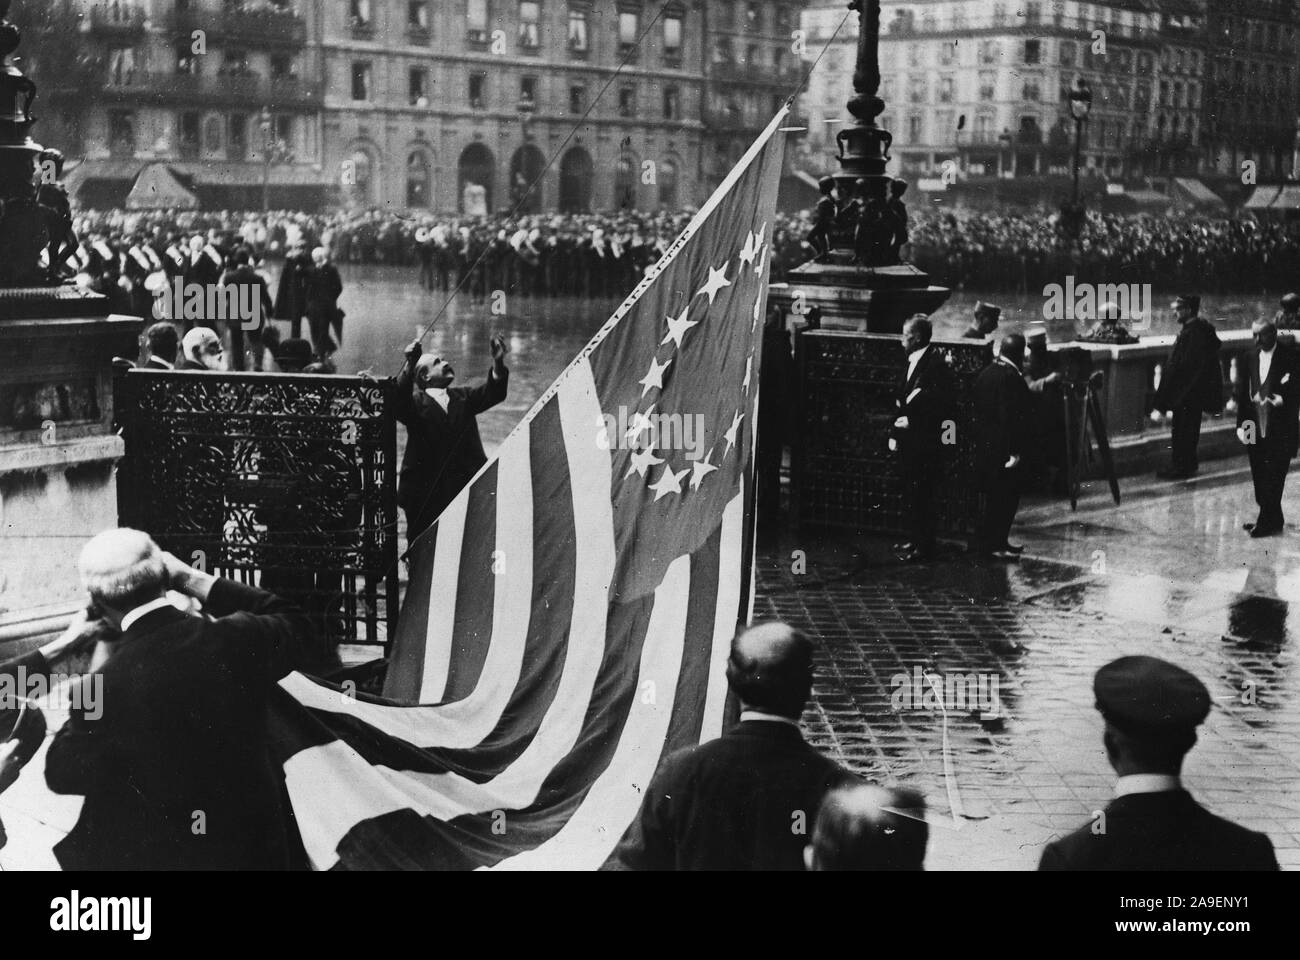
170,5,308,48
87,2,147,38
711,61,804,86
88,72,323,109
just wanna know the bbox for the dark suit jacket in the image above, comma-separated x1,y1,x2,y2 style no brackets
611,721,851,871
1234,343,1300,458
45,580,313,871
893,346,956,462
1155,316,1223,413
394,361,508,536
142,358,173,370
973,358,1031,477
1039,790,1278,871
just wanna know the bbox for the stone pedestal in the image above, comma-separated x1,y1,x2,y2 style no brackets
769,262,951,334
0,287,142,649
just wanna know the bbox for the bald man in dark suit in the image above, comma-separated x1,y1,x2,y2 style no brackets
611,622,853,871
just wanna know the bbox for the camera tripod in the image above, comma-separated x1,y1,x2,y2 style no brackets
1062,370,1121,510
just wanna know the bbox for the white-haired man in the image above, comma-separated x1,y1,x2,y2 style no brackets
44,529,315,870
304,246,344,359
179,326,225,371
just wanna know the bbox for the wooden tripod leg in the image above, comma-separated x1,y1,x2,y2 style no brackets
1087,388,1121,505
1064,390,1079,511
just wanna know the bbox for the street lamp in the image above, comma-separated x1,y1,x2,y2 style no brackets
1062,76,1093,238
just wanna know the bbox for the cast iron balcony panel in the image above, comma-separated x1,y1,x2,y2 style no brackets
98,72,322,108
171,6,308,47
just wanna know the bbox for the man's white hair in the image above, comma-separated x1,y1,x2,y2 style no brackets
79,528,167,610
182,326,219,359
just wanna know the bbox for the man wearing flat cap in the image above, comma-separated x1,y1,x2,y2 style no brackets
1039,656,1278,871
1153,295,1222,480
963,301,1001,340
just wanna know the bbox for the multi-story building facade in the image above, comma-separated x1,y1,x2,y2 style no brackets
799,0,1264,185
1201,0,1300,180
39,0,328,208
699,0,806,192
36,0,802,213
323,0,705,213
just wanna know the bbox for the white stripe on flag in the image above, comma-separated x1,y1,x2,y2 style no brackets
420,490,468,703
278,422,534,747
486,552,692,870
700,492,746,742
282,360,616,845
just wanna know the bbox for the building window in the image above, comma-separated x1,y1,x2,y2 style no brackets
908,75,926,103
1025,1,1041,24
519,1,541,49
175,42,198,76
938,42,955,66
351,62,372,101
974,113,993,139
1023,80,1040,101
469,72,487,109
270,54,293,80
663,85,680,120
618,84,636,117
745,2,760,30
979,72,996,101
228,113,247,160
409,0,429,30
407,152,430,207
350,0,372,28
658,158,678,208
907,114,923,142
614,156,636,208
467,0,489,41
410,68,429,106
714,38,734,64
520,76,537,108
938,76,953,103
619,10,639,53
203,115,222,152
179,112,200,158
979,40,999,64
1024,39,1040,64
568,5,589,53
664,13,682,61
108,109,136,157
1060,41,1075,66
569,84,586,114
907,43,922,67
745,43,758,66
274,114,293,145
775,6,790,31
109,47,137,86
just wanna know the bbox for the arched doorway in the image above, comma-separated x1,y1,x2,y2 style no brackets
509,144,546,213
406,150,431,209
458,143,495,214
345,146,377,207
558,147,593,212
657,158,679,210
614,156,637,210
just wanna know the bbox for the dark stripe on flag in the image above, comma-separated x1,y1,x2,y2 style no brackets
383,519,440,703
441,460,499,703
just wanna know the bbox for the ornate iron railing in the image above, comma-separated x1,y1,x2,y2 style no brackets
114,370,399,651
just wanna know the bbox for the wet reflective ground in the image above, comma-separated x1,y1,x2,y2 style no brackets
308,264,1282,455
761,465,1300,869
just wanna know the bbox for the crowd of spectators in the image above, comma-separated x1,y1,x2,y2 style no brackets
70,206,1300,299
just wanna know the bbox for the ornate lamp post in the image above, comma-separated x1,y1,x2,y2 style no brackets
1061,76,1092,239
772,0,948,332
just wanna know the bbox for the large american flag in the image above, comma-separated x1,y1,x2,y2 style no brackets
271,110,789,870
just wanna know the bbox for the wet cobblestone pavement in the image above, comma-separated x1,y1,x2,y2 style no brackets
766,466,1300,870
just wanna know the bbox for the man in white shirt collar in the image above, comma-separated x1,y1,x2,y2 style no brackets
1236,318,1296,538
1038,655,1278,870
142,321,178,370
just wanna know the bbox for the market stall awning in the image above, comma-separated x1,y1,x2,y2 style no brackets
125,164,200,211
1171,177,1225,209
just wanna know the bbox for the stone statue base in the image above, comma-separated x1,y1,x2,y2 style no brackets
772,257,950,334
